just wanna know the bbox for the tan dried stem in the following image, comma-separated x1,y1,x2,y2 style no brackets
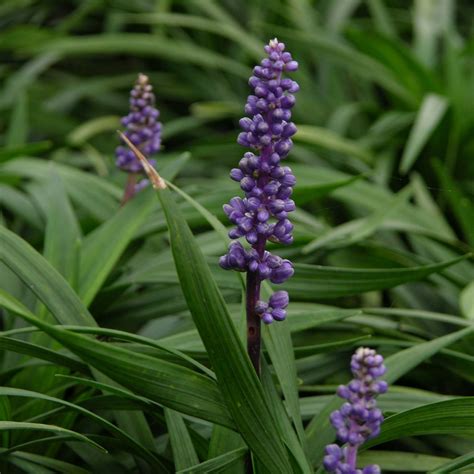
117,131,166,190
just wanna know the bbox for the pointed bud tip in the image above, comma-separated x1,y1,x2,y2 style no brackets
137,73,149,85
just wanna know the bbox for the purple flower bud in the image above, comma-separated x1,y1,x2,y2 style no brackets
363,466,381,474
262,313,274,324
281,170,296,187
266,254,282,268
270,260,294,284
237,132,250,146
269,290,289,309
271,308,286,321
246,231,258,244
230,168,244,181
257,209,270,222
240,177,255,192
282,122,297,138
258,263,272,279
323,454,340,473
239,117,253,130
285,60,298,71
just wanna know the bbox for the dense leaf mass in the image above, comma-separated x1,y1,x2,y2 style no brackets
0,1,473,473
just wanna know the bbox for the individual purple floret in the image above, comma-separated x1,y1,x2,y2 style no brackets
219,38,299,325
324,347,388,474
116,73,162,174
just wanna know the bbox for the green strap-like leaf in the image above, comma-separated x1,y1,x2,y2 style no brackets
0,421,104,452
42,169,81,285
31,34,248,78
0,290,234,429
177,447,248,474
0,226,95,326
0,336,87,373
400,94,448,174
0,387,167,470
384,325,474,384
78,189,156,307
289,256,468,299
2,158,120,221
0,225,159,454
2,451,90,474
358,450,448,472
165,409,199,470
365,398,474,447
433,159,474,247
429,451,474,474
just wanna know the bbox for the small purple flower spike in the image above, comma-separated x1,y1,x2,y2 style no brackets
324,347,387,474
116,73,162,174
219,38,299,324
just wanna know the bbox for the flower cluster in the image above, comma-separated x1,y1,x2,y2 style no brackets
219,38,299,324
116,73,162,175
219,241,293,284
324,347,388,474
255,290,289,324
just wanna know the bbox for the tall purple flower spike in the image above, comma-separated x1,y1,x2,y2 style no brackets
116,73,162,177
219,38,299,328
324,347,388,474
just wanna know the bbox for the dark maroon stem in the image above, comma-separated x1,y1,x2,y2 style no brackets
245,236,266,474
246,138,272,377
246,269,262,376
121,173,138,206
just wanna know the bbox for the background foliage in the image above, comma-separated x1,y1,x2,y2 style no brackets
0,0,473,472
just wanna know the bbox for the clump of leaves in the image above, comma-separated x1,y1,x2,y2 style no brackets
0,1,473,473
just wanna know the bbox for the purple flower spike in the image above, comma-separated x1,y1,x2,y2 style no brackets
324,347,387,474
116,73,162,175
219,38,299,325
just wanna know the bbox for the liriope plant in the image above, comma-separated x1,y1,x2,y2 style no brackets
1,5,474,473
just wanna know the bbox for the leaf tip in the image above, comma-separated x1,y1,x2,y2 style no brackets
118,131,167,190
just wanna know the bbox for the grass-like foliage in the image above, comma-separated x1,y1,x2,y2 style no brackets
0,1,473,473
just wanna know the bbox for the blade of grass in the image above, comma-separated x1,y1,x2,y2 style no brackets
364,398,474,448
400,94,448,174
78,189,156,307
28,35,248,78
0,421,104,452
177,447,247,474
165,409,199,471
